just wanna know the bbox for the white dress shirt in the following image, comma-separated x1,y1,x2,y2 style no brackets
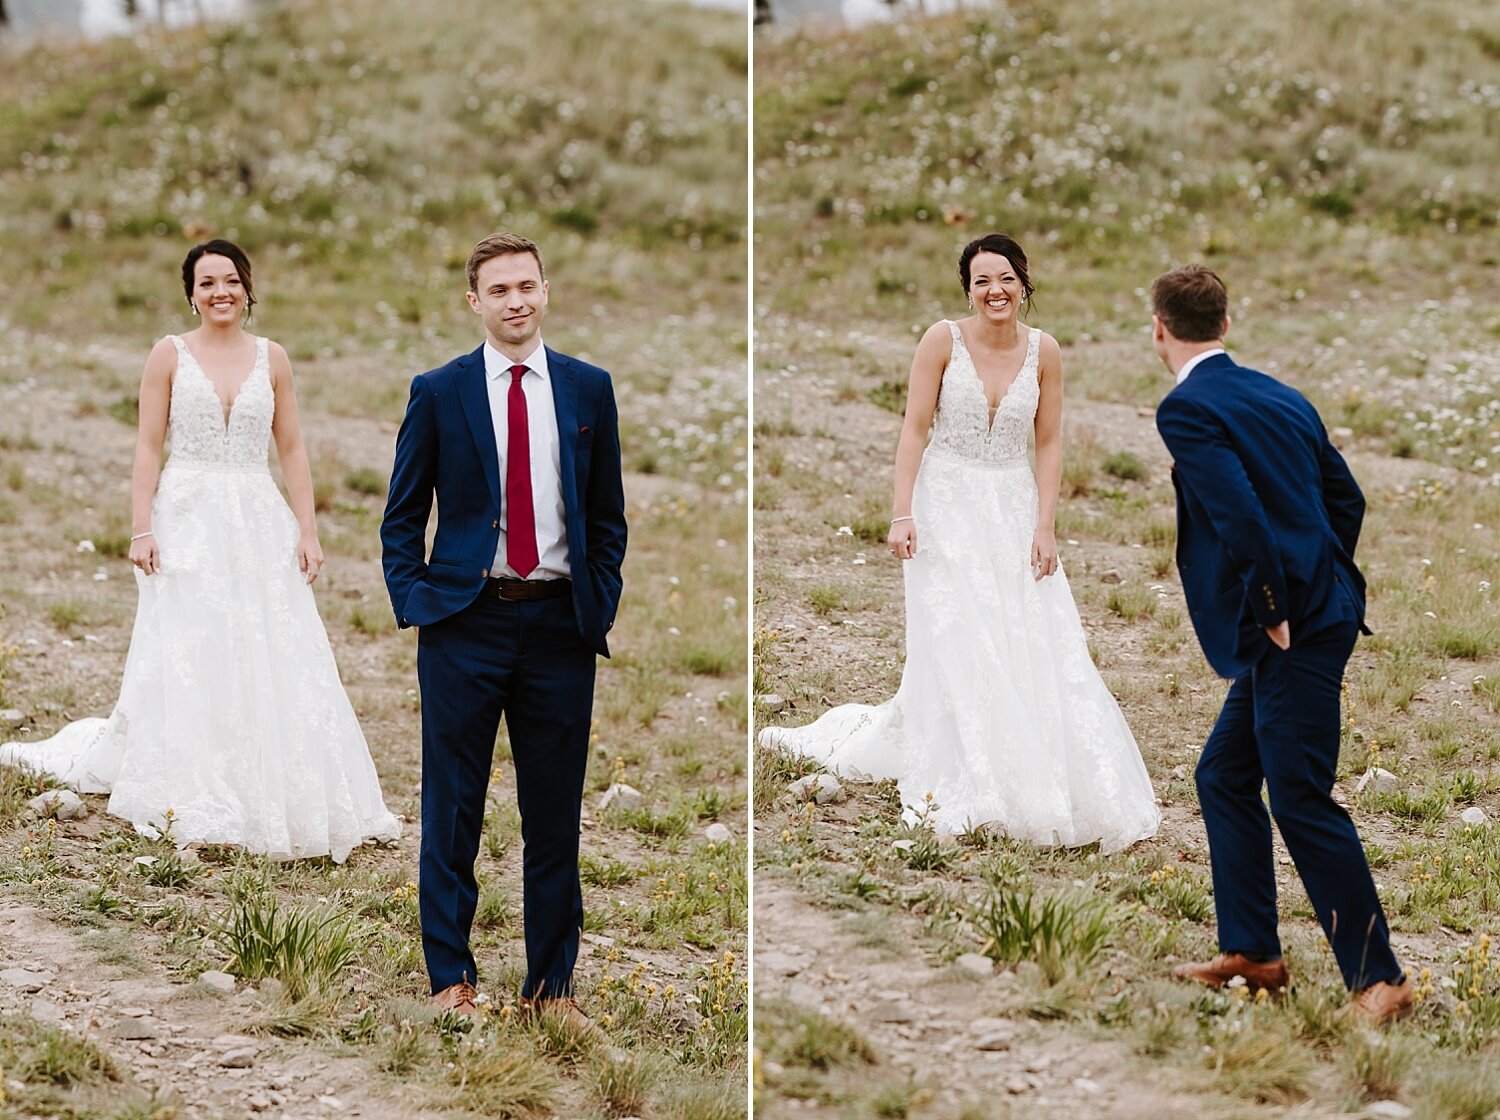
483,339,570,580
1175,346,1227,385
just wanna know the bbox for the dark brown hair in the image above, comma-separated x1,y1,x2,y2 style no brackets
182,239,256,317
958,233,1034,311
467,232,546,291
1150,265,1228,343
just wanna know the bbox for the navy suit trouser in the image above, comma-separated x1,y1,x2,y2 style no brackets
1196,609,1402,991
416,592,593,999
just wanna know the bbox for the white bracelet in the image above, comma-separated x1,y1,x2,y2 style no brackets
890,516,914,525
130,531,154,541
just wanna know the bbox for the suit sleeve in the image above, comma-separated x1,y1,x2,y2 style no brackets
1156,393,1288,628
585,375,627,631
1318,428,1365,559
380,375,438,627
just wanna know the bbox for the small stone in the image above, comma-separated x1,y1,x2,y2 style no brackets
246,1094,273,1112
199,970,237,994
1100,569,1122,585
757,951,808,977
0,709,24,727
1073,1078,1100,1094
255,977,285,1001
30,999,66,1024
177,848,202,866
112,1019,162,1040
219,1047,257,1069
954,953,994,978
891,839,915,853
1366,1103,1413,1120
1356,767,1398,795
1,968,55,993
316,1097,344,1109
755,693,787,713
1004,1076,1030,1094
867,1000,917,1024
27,789,87,820
598,783,642,812
119,1007,151,1018
703,823,733,844
787,773,847,805
975,1032,1013,1052
1460,807,1490,827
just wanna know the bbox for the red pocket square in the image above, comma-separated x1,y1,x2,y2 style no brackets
579,425,591,434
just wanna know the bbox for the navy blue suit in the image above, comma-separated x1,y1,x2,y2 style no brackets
1157,352,1399,991
381,343,626,999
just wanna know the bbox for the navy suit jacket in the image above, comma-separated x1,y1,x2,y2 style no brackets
1155,353,1366,680
380,344,627,657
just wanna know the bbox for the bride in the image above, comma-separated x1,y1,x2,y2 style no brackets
1,240,400,862
760,234,1159,853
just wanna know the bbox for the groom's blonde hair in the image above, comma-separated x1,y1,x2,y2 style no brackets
467,233,546,291
1151,266,1227,343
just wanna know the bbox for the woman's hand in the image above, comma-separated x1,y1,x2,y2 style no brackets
298,534,324,584
888,518,918,561
1031,526,1059,580
129,533,160,576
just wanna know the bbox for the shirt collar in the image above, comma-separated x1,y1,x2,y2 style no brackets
483,339,548,382
1176,346,1227,385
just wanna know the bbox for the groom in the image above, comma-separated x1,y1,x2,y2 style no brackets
381,232,626,1021
1151,266,1410,1024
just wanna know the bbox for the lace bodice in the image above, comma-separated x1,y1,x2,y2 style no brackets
167,335,273,467
928,320,1040,467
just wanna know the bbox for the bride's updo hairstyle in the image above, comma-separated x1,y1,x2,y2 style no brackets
958,233,1034,313
181,239,258,318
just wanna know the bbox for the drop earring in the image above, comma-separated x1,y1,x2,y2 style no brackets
190,301,200,316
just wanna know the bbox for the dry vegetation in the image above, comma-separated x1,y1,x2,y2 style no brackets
0,1,747,1117
754,1,1500,1116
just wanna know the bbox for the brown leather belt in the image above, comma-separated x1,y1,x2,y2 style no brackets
487,577,571,601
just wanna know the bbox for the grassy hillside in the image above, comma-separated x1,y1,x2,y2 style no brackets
754,3,1500,1118
0,2,748,1118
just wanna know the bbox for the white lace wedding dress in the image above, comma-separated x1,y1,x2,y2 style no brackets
761,322,1159,852
1,336,401,862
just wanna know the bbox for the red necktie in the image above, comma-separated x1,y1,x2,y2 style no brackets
505,364,539,578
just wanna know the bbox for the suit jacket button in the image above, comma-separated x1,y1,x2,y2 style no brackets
492,519,499,529
481,568,488,578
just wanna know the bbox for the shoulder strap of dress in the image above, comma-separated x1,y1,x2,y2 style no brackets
946,319,962,346
167,334,186,355
1025,324,1041,366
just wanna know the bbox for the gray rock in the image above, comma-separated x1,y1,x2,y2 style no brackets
755,693,787,713
756,951,809,977
787,773,847,805
598,783,643,812
703,822,733,844
1004,1076,1031,1094
255,977,285,1001
198,970,237,994
118,1007,151,1017
1356,767,1398,795
975,1032,1013,1051
27,789,87,820
30,998,66,1024
111,1019,162,1040
867,1000,917,1024
1366,1103,1413,1120
1460,807,1490,827
1073,1078,1101,1095
1100,569,1122,585
0,708,24,727
219,1047,257,1069
1,967,54,993
955,953,994,978
316,1097,344,1109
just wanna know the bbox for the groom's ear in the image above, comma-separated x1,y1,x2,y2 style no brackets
1151,314,1165,344
1221,314,1231,339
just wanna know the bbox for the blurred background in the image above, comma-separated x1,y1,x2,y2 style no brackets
0,2,749,1118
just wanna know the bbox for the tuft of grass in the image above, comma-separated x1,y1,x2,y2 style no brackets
436,1035,561,1118
1102,449,1148,481
345,467,387,496
590,1046,659,1116
758,1000,877,1070
216,894,359,1001
970,885,1113,983
1202,1011,1313,1104
0,1013,117,1086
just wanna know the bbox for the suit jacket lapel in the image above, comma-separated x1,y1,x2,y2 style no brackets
456,345,501,509
547,347,581,517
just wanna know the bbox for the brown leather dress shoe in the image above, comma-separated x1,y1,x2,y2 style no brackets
1173,953,1291,993
1346,977,1413,1026
431,980,479,1019
521,995,601,1037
